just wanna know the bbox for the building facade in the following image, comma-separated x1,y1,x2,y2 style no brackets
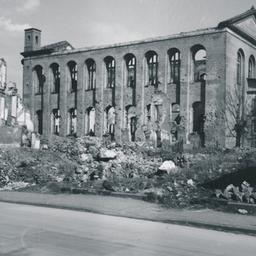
0,58,33,130
21,8,256,148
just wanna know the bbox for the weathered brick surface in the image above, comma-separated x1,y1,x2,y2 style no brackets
21,23,256,147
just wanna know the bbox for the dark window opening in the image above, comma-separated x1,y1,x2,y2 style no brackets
105,57,115,88
36,110,43,135
34,66,44,94
168,49,180,84
50,63,60,93
237,49,244,86
105,106,115,140
130,116,137,142
125,55,136,87
69,108,77,136
68,61,78,92
248,56,255,79
146,104,151,122
52,109,60,135
35,36,38,44
252,97,256,116
86,107,96,135
86,59,96,90
146,51,158,86
192,46,206,82
237,52,242,85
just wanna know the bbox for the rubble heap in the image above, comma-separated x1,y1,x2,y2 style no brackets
1,135,256,208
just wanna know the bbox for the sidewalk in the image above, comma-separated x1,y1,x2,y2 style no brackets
0,191,255,235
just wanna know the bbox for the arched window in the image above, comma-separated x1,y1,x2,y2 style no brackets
33,65,44,94
104,106,115,139
125,105,137,142
248,55,255,79
50,63,60,93
68,108,77,136
168,48,180,83
237,49,244,85
191,45,206,82
104,56,115,88
67,61,77,92
85,59,96,90
124,54,136,87
85,107,96,135
145,51,158,86
52,109,60,135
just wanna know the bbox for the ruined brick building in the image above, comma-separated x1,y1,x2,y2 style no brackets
0,58,33,131
21,7,256,148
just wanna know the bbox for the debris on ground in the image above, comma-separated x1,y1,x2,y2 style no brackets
1,135,256,209
214,181,256,204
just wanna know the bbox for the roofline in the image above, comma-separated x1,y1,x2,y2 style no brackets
25,28,41,32
22,27,223,59
218,7,256,28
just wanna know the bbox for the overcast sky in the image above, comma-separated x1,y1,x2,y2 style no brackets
1,0,256,94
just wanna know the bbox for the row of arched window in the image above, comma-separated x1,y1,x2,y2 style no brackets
47,106,114,137
237,49,256,85
33,45,208,95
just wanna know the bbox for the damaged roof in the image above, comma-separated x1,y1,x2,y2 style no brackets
218,6,256,44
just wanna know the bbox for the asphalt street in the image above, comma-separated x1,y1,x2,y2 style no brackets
0,202,255,256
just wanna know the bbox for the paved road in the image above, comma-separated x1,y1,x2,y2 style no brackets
0,202,255,256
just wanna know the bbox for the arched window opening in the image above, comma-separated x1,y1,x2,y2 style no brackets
36,109,43,135
248,55,255,79
125,105,137,142
85,107,96,135
85,59,96,90
67,61,77,92
104,57,115,88
124,54,136,87
52,109,60,135
68,108,77,136
191,45,206,82
145,51,158,86
50,63,60,93
237,50,244,85
104,106,115,139
33,65,44,94
168,48,180,84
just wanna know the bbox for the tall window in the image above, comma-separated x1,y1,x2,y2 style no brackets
85,107,96,135
191,45,206,82
86,59,96,90
68,108,77,136
125,54,136,87
248,56,255,79
237,50,244,85
36,109,43,135
168,48,180,83
68,61,77,92
104,57,115,88
33,65,44,94
146,51,158,86
50,63,60,93
104,106,115,139
52,109,60,135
